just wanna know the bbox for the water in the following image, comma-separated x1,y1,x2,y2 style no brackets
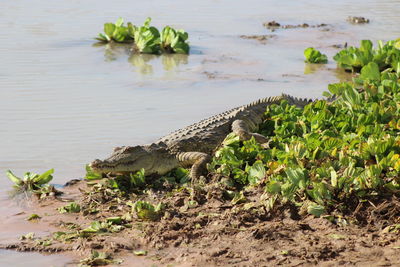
0,0,399,264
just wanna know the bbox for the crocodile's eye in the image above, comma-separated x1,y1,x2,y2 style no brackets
113,146,124,152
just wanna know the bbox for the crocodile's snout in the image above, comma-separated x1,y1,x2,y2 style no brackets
89,159,102,169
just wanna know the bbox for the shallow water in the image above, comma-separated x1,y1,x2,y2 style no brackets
0,249,73,266
0,0,399,264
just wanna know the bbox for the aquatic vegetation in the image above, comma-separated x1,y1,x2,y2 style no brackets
26,214,41,221
58,202,81,213
304,47,328,63
333,39,400,72
210,63,400,216
160,26,190,54
79,251,122,267
95,18,134,43
84,165,102,180
95,17,190,54
6,169,54,192
133,18,161,54
131,200,164,221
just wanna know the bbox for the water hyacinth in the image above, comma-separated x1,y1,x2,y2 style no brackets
95,17,190,54
210,45,400,216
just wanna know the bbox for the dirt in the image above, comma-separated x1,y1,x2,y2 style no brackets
239,34,276,44
263,21,329,31
347,16,370,24
1,176,400,267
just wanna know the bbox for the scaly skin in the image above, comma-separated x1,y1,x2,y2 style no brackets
89,94,314,180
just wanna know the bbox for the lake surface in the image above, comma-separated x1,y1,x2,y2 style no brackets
0,0,399,264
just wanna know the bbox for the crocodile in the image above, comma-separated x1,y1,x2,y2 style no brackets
89,94,313,180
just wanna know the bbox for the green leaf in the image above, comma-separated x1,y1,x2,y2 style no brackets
130,168,146,187
27,214,41,221
115,17,124,27
104,23,116,38
143,17,152,28
106,217,122,224
84,165,102,180
307,203,326,217
133,250,148,256
247,161,266,185
58,202,81,214
360,62,381,81
5,170,23,186
95,33,109,42
33,169,54,185
304,47,328,64
132,200,164,221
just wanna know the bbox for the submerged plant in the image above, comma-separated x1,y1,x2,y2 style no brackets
304,47,328,63
6,169,54,192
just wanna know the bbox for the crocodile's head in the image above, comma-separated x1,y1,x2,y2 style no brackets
89,145,170,174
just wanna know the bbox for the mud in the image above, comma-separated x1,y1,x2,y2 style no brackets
263,21,330,31
239,34,276,44
1,178,400,266
347,16,370,24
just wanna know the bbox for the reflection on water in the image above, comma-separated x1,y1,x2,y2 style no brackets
93,42,132,62
94,42,189,74
162,54,188,71
128,53,156,75
129,53,189,75
304,63,325,75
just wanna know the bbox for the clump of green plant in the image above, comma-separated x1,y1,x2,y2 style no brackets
58,202,81,214
95,17,135,43
131,200,164,221
84,165,103,180
79,251,122,267
304,47,328,63
210,62,400,217
133,18,161,54
27,214,41,221
6,169,54,192
333,39,400,72
160,26,190,54
95,17,190,54
81,220,124,234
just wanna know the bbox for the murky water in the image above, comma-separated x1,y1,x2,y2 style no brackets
0,0,399,264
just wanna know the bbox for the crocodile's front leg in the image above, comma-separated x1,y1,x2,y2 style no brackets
232,119,268,143
177,152,211,182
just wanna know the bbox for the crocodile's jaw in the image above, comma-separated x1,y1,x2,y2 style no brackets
89,145,178,175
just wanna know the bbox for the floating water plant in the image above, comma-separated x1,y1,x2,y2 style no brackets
304,47,328,63
133,18,161,54
210,60,400,216
333,39,400,72
95,17,190,54
95,18,134,43
160,26,190,54
6,169,54,192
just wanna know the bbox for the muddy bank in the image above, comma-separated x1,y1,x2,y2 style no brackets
1,178,399,266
